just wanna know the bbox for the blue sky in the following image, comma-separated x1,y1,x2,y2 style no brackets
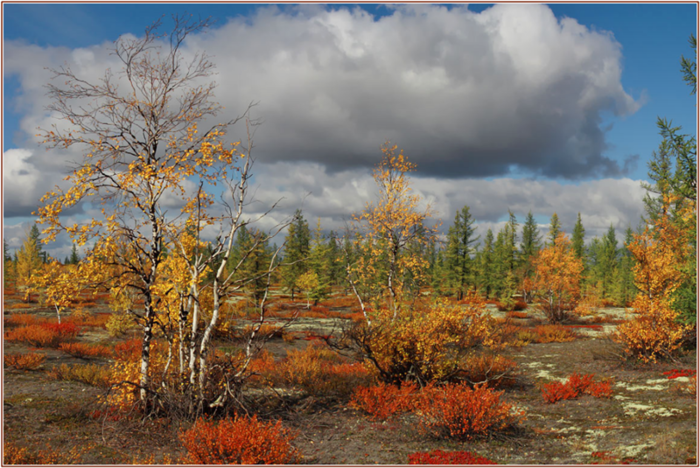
2,3,698,257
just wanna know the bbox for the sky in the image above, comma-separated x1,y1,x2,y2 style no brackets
2,2,698,260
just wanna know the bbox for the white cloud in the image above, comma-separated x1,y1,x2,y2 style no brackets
3,4,647,256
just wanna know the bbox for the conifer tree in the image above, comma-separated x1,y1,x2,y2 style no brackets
572,213,585,260
445,205,479,300
281,210,311,299
307,219,331,304
478,229,495,298
548,213,562,246
69,243,80,265
519,212,542,302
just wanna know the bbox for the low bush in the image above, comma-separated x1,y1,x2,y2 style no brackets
460,354,518,388
269,343,374,396
416,383,522,440
349,382,419,420
3,441,88,465
663,368,697,379
506,311,528,319
180,414,300,464
532,324,579,343
408,450,496,465
4,352,46,370
4,322,80,348
58,342,113,359
4,313,46,328
512,300,528,311
47,363,112,388
541,373,612,403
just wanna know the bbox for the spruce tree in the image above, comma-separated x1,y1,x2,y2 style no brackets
308,219,331,304
445,205,479,300
477,229,495,298
548,213,562,246
572,213,585,260
281,210,311,299
69,243,80,265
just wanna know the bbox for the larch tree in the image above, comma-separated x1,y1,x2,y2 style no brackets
35,17,260,409
347,142,436,323
16,230,43,301
530,233,583,323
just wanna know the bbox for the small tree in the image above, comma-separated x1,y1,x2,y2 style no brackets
347,142,437,322
16,229,43,302
530,233,583,323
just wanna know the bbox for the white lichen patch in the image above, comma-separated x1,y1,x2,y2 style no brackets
534,369,568,381
618,442,654,459
615,381,666,391
614,395,631,400
645,378,671,385
622,401,681,417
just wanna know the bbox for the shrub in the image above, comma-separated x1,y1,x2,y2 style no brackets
349,382,418,420
415,383,521,440
533,324,579,343
542,373,612,403
612,295,687,363
4,321,79,348
270,343,374,396
461,354,518,388
343,295,496,384
47,363,112,387
4,313,45,328
662,368,697,379
4,352,46,370
506,311,528,319
180,414,300,464
408,450,496,465
513,300,528,311
58,342,113,359
3,441,88,464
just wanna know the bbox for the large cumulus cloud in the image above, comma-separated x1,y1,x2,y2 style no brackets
4,4,647,256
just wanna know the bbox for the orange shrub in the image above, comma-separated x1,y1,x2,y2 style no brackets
4,303,33,310
270,343,374,396
180,414,300,464
4,352,46,370
349,382,419,421
416,383,521,440
533,324,579,343
4,313,46,328
47,363,112,387
513,301,528,311
3,441,88,464
4,322,79,348
59,342,113,359
408,450,496,465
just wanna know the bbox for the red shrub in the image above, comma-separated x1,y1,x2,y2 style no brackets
408,450,496,465
41,322,80,338
663,369,697,379
532,324,579,343
542,373,612,403
513,301,528,311
114,338,142,361
416,383,521,440
506,311,528,319
59,342,113,359
586,381,613,398
180,414,300,464
541,381,579,403
349,382,419,421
